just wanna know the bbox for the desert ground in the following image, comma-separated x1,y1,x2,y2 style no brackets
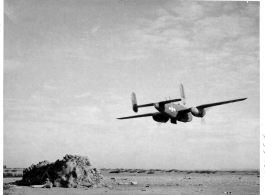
4,170,259,195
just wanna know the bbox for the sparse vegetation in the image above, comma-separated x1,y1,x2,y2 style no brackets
147,170,155,174
153,169,161,172
122,169,131,173
194,170,217,174
109,169,122,174
137,169,146,173
3,168,24,178
3,173,23,178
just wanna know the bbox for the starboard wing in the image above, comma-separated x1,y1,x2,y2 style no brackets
177,98,247,114
196,98,247,109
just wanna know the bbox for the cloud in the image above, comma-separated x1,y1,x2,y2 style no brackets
43,82,58,91
126,1,258,55
42,106,103,126
169,2,205,21
5,96,104,126
4,60,23,73
4,2,18,23
91,26,100,34
74,91,92,98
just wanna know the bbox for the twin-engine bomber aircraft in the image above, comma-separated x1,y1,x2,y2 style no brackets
117,84,247,124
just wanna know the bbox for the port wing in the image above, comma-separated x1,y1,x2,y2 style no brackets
117,113,154,120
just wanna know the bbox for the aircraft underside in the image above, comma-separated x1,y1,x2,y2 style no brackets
152,112,192,124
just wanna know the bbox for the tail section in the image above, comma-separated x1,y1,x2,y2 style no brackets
131,92,181,113
131,92,138,112
180,84,186,105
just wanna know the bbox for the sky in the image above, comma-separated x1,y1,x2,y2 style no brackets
3,0,260,170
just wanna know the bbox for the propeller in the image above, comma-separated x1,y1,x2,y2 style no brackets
201,117,206,125
200,108,210,125
157,122,162,127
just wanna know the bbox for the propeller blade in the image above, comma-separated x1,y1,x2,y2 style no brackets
157,122,162,127
201,117,206,125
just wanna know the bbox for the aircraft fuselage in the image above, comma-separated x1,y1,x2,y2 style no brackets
154,103,192,123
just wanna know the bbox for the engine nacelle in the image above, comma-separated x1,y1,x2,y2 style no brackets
152,112,169,123
191,107,206,118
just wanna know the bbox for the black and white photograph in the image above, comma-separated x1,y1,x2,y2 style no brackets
3,1,261,194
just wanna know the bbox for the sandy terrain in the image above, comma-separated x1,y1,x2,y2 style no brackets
4,171,259,195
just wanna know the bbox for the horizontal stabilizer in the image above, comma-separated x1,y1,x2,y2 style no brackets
131,92,181,112
137,98,181,108
117,113,154,120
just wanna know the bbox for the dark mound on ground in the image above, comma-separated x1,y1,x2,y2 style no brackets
20,154,105,188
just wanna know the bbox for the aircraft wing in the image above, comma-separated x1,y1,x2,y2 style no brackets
117,113,154,120
196,98,247,109
178,97,247,114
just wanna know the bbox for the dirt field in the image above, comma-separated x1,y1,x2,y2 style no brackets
4,170,259,195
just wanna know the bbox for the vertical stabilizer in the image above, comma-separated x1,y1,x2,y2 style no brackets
131,92,138,112
180,84,186,105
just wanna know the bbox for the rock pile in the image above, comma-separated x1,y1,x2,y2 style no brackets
21,154,105,188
